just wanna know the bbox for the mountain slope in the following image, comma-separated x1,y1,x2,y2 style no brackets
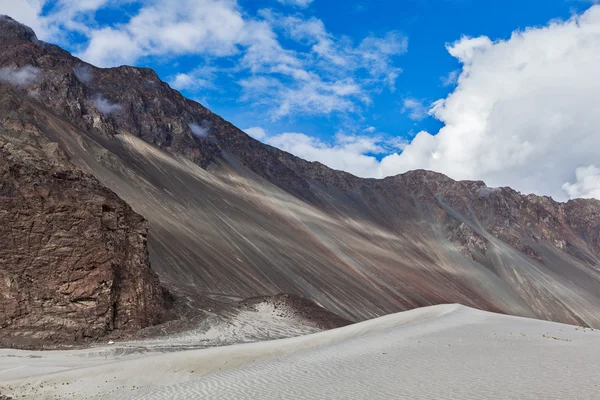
0,98,166,347
1,15,600,328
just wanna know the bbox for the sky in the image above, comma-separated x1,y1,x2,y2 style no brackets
1,0,600,201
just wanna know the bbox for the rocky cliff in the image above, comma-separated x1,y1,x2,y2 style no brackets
0,86,166,347
1,15,600,329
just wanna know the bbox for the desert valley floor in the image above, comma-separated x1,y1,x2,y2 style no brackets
1,304,599,400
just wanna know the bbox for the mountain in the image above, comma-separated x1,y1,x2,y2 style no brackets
1,14,600,340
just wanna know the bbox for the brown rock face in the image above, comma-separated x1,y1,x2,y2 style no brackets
0,130,165,347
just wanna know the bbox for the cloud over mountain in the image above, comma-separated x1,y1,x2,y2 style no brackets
250,6,600,200
4,2,600,200
381,6,600,200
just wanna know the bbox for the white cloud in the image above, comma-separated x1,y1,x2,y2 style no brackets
356,31,407,91
563,165,600,199
170,73,197,90
276,0,314,7
73,64,93,84
93,94,121,114
402,98,429,121
189,121,210,138
45,0,113,38
374,6,600,200
240,75,366,120
246,127,406,178
244,127,268,140
76,27,141,66
0,0,246,67
266,132,385,177
77,0,246,67
169,66,216,91
385,136,409,151
0,65,41,86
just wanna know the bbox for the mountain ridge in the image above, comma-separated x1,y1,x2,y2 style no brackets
2,15,600,331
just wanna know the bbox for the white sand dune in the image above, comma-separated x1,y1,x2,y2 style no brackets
1,304,599,399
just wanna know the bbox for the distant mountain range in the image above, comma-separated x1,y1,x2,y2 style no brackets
1,15,600,346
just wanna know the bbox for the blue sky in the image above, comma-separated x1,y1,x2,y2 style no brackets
2,0,600,200
230,0,596,143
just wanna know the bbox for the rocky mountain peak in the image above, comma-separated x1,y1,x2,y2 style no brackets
0,15,38,43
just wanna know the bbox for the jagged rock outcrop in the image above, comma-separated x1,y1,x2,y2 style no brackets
0,124,166,347
2,15,600,329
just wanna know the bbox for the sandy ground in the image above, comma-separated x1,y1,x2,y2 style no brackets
1,304,599,399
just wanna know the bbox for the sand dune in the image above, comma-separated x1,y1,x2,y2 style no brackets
1,304,599,399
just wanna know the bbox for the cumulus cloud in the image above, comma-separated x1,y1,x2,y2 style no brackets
170,73,199,90
375,6,600,201
170,73,196,89
244,127,268,140
266,132,386,176
169,66,216,91
93,94,121,114
77,0,246,67
0,65,40,87
235,13,405,119
246,127,405,177
562,165,600,199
